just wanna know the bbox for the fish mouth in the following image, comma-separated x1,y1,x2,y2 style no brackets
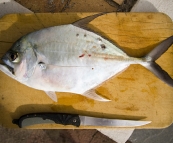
1,57,14,74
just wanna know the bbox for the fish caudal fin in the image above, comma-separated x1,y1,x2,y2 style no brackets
145,36,173,61
141,36,173,87
83,89,111,102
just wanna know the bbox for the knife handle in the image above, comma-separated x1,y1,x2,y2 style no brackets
13,113,80,128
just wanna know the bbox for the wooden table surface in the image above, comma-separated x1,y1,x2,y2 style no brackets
0,13,172,129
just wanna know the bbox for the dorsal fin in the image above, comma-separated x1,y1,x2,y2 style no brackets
73,12,106,31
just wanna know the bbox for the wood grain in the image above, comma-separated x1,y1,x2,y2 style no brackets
0,13,172,129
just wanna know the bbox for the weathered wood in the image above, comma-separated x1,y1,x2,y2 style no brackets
0,13,172,129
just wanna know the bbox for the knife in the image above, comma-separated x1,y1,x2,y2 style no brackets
12,113,151,128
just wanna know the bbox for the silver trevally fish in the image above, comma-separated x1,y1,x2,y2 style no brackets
0,13,173,102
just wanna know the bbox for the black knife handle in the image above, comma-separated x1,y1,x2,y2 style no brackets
13,113,80,128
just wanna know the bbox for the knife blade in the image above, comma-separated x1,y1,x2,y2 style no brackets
12,113,151,128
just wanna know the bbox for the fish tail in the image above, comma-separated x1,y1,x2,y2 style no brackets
140,36,173,87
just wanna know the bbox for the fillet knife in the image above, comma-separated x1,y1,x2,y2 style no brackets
12,113,151,128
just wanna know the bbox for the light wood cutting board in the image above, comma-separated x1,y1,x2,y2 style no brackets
0,13,172,129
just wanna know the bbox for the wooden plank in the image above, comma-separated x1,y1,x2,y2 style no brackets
0,13,172,129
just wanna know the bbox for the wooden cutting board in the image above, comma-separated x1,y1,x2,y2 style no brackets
0,13,173,129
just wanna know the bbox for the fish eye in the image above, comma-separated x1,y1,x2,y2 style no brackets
8,52,20,63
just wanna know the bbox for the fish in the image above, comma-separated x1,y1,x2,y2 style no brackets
0,13,173,102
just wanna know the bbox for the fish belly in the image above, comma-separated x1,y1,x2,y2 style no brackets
27,61,130,94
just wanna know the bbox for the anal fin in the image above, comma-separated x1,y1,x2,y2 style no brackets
45,91,58,102
83,89,110,102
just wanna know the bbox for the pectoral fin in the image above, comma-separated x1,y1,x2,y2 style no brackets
83,89,110,102
45,91,58,102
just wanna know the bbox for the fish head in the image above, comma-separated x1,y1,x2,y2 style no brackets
1,37,37,82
